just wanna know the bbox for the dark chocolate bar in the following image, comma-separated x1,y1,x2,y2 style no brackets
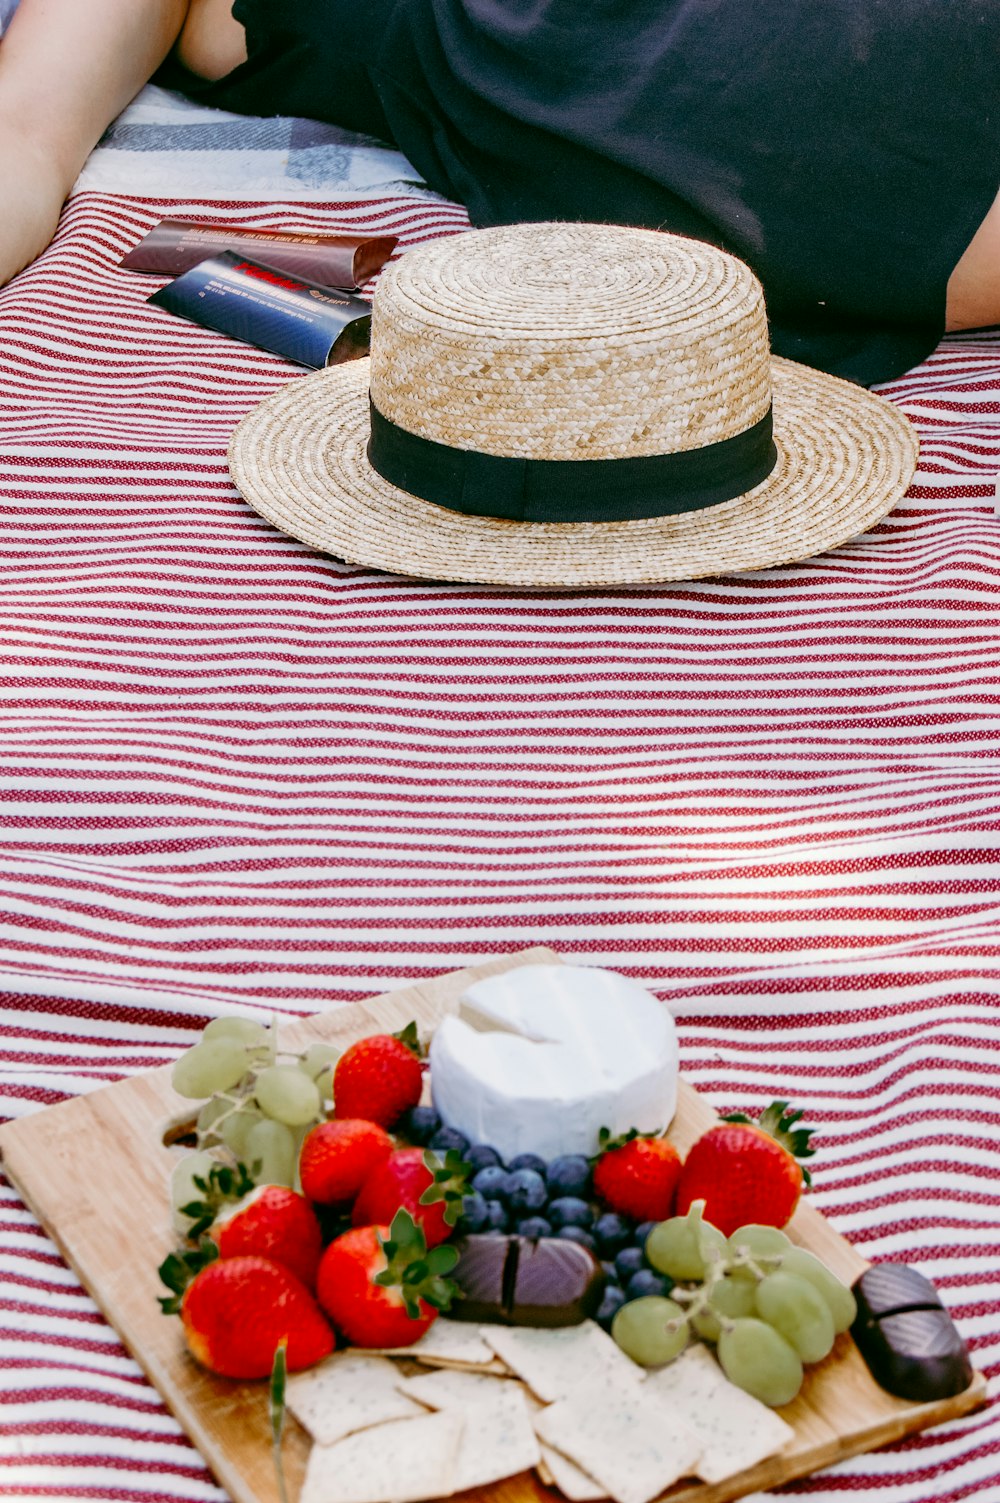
851,1264,973,1401
148,252,371,369
122,218,397,289
853,1262,943,1322
450,1234,605,1327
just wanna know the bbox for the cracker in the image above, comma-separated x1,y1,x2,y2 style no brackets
540,1444,608,1501
353,1317,501,1367
286,1353,426,1446
482,1320,643,1402
642,1344,795,1484
451,1385,542,1492
534,1380,702,1503
299,1410,463,1503
397,1366,510,1409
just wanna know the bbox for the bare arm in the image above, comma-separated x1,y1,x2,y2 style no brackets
0,0,245,286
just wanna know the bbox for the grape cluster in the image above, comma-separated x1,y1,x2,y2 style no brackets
610,1204,857,1406
170,1017,339,1196
398,1108,668,1327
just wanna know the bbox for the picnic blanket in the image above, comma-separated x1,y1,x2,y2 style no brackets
0,62,999,1503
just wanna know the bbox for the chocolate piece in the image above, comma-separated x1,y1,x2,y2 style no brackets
854,1263,943,1322
852,1308,973,1402
851,1265,973,1402
451,1235,605,1327
122,218,397,288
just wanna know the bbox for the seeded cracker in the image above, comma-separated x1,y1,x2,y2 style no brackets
535,1381,702,1503
451,1386,542,1490
539,1444,608,1501
642,1343,795,1484
352,1317,502,1367
299,1410,463,1503
286,1353,426,1446
397,1366,510,1408
482,1320,643,1402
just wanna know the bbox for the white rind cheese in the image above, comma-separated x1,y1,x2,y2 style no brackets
428,964,678,1161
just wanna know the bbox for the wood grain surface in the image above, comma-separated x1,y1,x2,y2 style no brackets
0,947,986,1503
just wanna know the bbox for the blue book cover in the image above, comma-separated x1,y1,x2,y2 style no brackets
149,251,371,367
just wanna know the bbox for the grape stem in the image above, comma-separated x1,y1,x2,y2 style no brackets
663,1247,789,1330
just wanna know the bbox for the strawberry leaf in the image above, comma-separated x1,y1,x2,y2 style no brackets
393,1020,425,1059
157,1238,219,1314
419,1149,472,1225
269,1342,290,1503
375,1209,460,1317
591,1125,656,1162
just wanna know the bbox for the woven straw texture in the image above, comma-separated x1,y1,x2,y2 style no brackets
370,222,772,458
230,223,917,586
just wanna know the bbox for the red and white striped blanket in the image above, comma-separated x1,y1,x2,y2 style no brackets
0,191,998,1502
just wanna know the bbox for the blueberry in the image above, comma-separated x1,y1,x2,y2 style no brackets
507,1153,548,1176
472,1165,511,1202
429,1126,470,1156
506,1168,548,1215
399,1105,440,1145
595,1285,628,1331
545,1154,592,1199
483,1198,509,1233
517,1215,553,1240
464,1143,504,1173
593,1212,634,1257
456,1190,489,1234
626,1268,673,1300
614,1246,646,1282
556,1225,597,1251
634,1221,658,1252
601,1260,621,1285
547,1196,594,1231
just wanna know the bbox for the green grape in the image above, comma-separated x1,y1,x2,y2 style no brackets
218,1102,264,1160
645,1203,728,1281
301,1042,340,1078
691,1274,758,1341
727,1224,792,1279
301,1042,340,1101
255,1064,322,1127
611,1297,690,1367
172,1039,248,1099
245,1118,297,1187
202,1016,271,1050
779,1246,858,1334
169,1150,216,1235
717,1318,804,1407
196,1096,229,1142
755,1271,835,1363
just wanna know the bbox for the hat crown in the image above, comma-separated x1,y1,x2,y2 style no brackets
369,223,772,463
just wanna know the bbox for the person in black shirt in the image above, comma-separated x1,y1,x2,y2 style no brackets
1,0,998,384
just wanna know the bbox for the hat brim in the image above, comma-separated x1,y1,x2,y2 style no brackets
228,356,917,588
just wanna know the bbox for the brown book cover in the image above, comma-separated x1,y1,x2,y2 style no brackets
121,218,398,288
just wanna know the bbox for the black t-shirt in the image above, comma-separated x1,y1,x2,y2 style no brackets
166,0,1000,385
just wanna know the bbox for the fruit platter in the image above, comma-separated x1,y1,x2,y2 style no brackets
0,947,986,1503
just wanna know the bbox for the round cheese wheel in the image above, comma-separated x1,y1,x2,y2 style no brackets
428,964,678,1162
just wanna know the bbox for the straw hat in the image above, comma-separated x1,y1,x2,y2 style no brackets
228,222,918,587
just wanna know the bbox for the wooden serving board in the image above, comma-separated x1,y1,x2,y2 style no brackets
0,947,986,1503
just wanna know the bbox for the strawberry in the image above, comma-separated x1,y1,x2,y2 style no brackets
674,1101,815,1235
351,1146,469,1247
332,1022,424,1128
592,1129,683,1221
299,1119,393,1207
210,1185,323,1290
317,1209,458,1348
160,1248,334,1379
